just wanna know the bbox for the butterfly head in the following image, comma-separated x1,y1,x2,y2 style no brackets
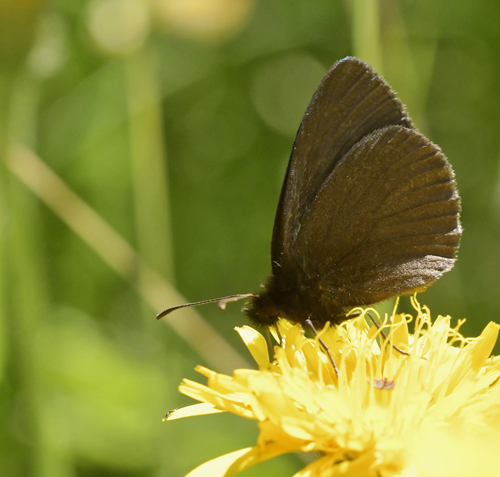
244,292,281,327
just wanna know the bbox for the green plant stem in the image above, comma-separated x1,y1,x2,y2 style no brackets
351,0,383,73
0,71,47,476
0,72,13,382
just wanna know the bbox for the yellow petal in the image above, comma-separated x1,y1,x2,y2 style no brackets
293,449,378,477
235,326,269,367
186,447,262,477
163,403,225,421
388,311,410,351
467,321,499,373
414,424,500,477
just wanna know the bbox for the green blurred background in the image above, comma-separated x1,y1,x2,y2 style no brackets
0,0,499,475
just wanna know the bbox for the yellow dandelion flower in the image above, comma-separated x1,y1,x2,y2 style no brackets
166,298,500,477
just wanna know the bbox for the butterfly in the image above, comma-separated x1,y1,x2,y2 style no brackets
158,57,461,330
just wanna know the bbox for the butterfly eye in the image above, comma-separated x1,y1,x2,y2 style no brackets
244,295,281,327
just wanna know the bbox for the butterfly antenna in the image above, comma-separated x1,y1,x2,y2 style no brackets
156,293,257,320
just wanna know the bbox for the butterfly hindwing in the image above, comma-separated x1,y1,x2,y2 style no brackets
293,126,461,306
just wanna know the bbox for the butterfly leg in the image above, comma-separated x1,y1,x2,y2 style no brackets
305,319,339,377
365,311,409,356
274,324,284,346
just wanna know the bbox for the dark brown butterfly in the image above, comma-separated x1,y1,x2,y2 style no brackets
158,57,461,329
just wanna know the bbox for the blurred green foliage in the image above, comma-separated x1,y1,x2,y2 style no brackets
0,0,500,476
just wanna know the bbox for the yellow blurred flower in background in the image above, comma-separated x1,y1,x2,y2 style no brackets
87,0,151,55
153,0,255,41
167,298,500,476
86,0,256,55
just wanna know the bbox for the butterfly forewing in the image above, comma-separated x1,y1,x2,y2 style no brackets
272,57,414,270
